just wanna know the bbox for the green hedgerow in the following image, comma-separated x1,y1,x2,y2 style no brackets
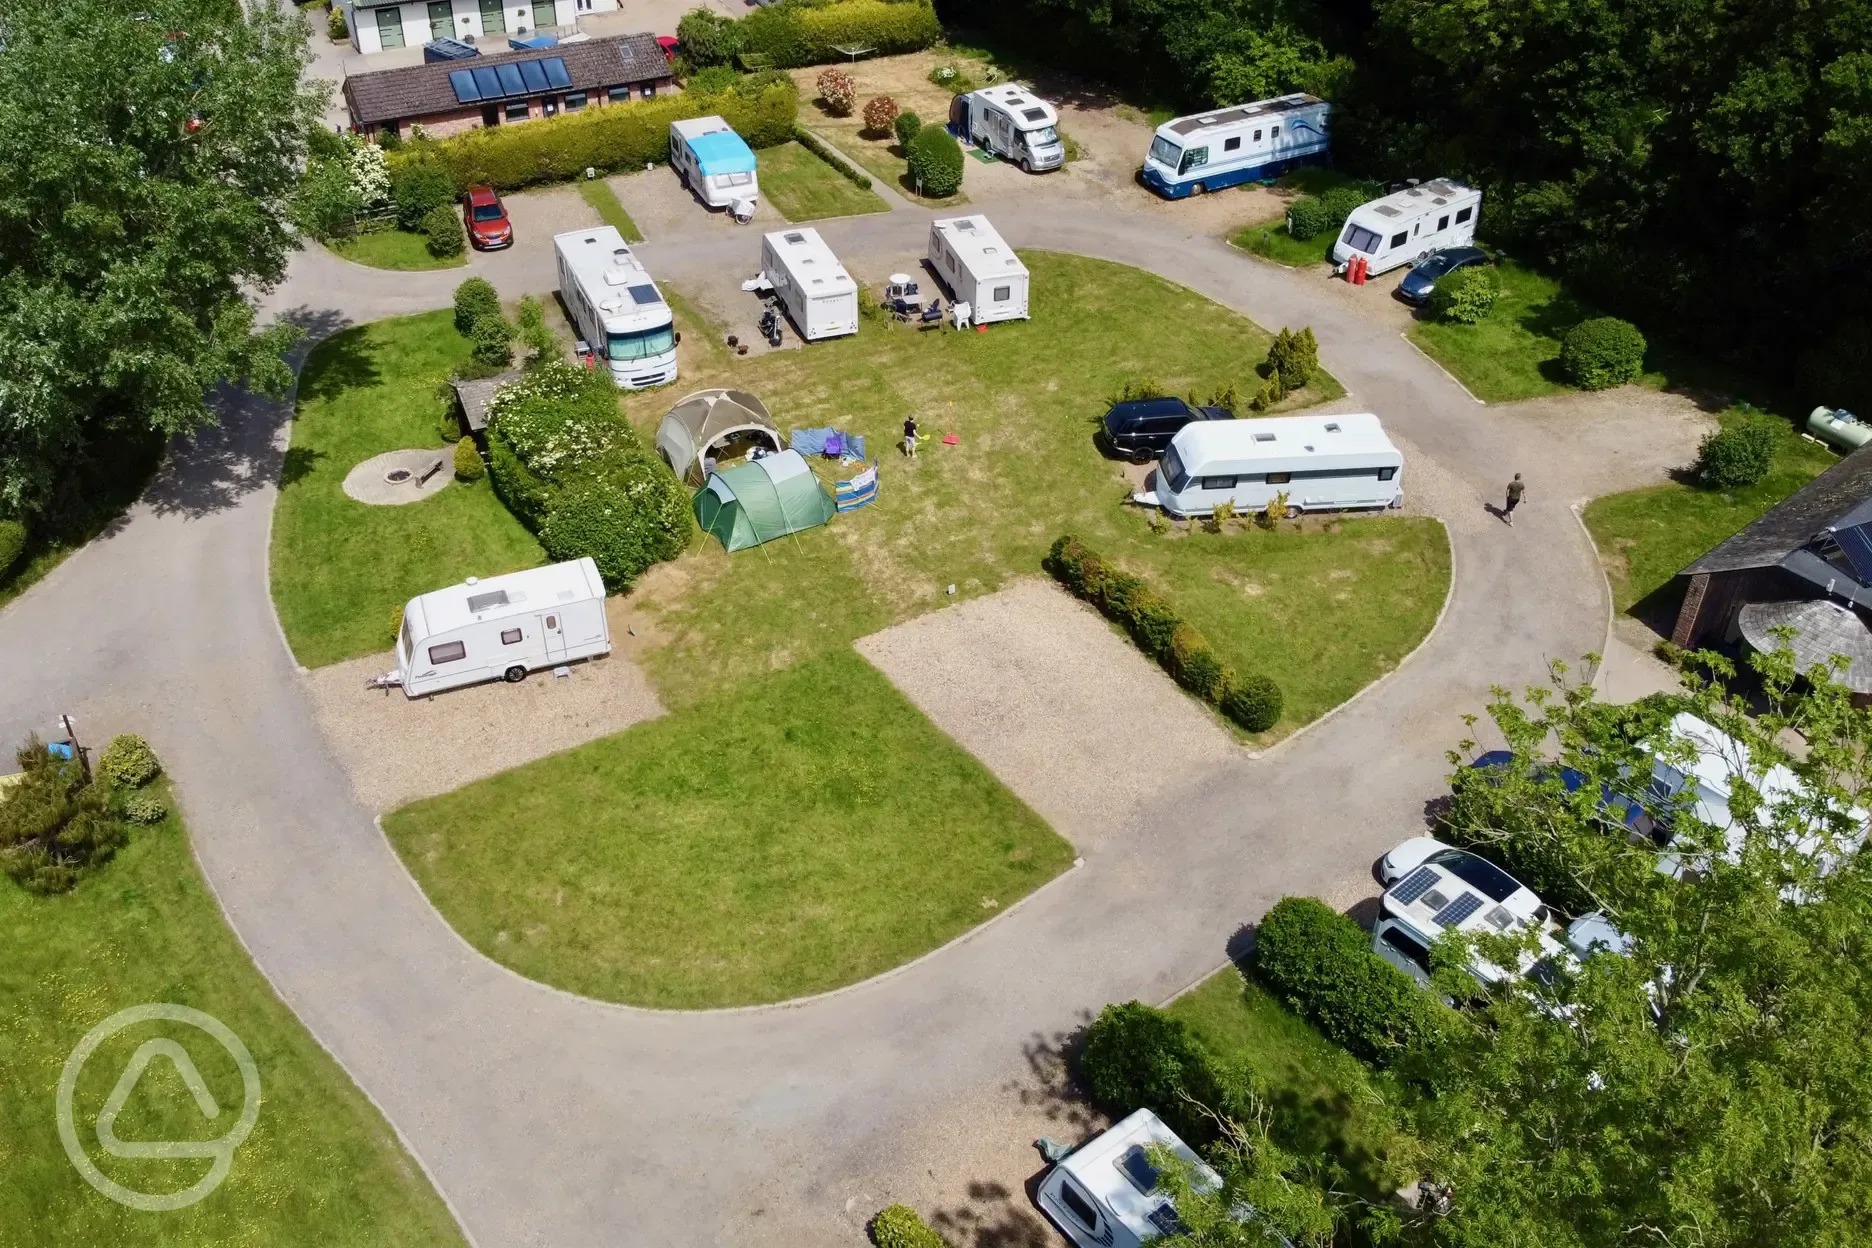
1168,624,1228,701
99,734,162,788
453,277,501,335
454,436,486,482
906,124,963,197
870,1204,949,1248
122,792,168,825
1428,265,1500,324
0,518,26,577
1695,414,1778,489
1561,316,1647,390
1318,184,1372,228
1222,672,1283,732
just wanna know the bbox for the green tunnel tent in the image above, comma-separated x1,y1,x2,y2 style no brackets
694,449,838,551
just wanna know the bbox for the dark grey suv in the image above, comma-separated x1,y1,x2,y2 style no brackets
1099,397,1232,464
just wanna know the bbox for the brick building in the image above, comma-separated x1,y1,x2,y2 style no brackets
342,32,673,139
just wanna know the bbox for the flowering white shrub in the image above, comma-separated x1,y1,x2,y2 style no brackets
486,361,621,479
346,139,390,207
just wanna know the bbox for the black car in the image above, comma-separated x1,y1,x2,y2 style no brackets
1100,397,1232,464
1396,246,1491,305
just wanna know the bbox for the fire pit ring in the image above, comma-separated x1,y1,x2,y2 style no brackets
343,449,456,506
384,467,414,485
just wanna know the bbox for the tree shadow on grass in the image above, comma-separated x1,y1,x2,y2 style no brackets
291,309,376,404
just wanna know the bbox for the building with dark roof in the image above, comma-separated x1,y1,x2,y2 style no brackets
1671,442,1872,651
341,31,672,138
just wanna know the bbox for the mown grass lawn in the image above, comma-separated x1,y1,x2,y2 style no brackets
270,311,545,667
0,783,464,1245
329,229,465,272
758,140,889,221
1406,260,1595,402
383,651,1074,1008
578,178,644,242
804,124,969,207
1233,223,1334,268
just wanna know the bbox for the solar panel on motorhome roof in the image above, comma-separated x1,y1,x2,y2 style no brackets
627,283,662,306
1832,523,1872,582
1391,866,1439,906
1433,892,1485,929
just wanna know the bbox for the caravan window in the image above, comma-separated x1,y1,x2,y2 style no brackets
1389,231,1408,249
1381,925,1434,976
399,616,414,660
1200,475,1237,490
1438,215,1449,230
1266,472,1292,485
502,628,523,645
1342,224,1380,253
1178,146,1209,175
1148,135,1181,168
992,285,1011,301
1059,1182,1101,1231
1223,136,1241,152
1253,129,1262,141
1456,206,1472,223
428,641,467,664
1161,446,1190,493
1378,466,1397,481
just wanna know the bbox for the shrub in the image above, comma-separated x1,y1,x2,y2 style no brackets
0,736,128,894
347,139,390,207
792,126,872,188
390,161,458,231
1318,183,1372,228
861,94,899,137
99,734,161,788
1695,415,1778,488
1222,672,1283,732
0,518,25,577
421,203,465,257
453,277,501,335
454,436,486,482
871,1204,948,1248
1169,624,1227,700
816,67,856,116
737,0,941,69
470,314,514,368
293,155,364,240
907,124,963,197
685,64,741,95
1080,1001,1226,1145
927,62,977,94
1265,326,1318,392
539,455,690,588
676,8,742,67
327,4,347,40
1254,896,1444,1066
1428,266,1500,324
894,109,922,148
123,792,168,825
1285,196,1329,241
1561,316,1647,390
1108,375,1166,406
517,294,560,367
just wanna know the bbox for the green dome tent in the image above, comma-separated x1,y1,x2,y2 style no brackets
694,449,838,551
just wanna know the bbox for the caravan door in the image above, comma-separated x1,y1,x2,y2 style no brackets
538,611,569,662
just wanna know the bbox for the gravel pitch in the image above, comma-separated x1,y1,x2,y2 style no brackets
855,579,1237,850
303,600,663,812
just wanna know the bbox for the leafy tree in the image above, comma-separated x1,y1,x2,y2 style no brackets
0,0,320,518
676,8,743,68
391,161,459,231
1150,1099,1340,1248
1420,648,1872,1245
1080,1001,1228,1145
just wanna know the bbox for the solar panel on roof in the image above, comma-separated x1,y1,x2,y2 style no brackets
1391,866,1439,906
1832,523,1872,582
627,283,662,306
1432,892,1485,929
449,69,482,103
495,62,525,94
471,65,501,97
543,56,571,88
518,59,548,92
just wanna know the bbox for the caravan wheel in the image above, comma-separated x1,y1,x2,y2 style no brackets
1284,505,1302,520
1190,182,1208,196
504,665,528,683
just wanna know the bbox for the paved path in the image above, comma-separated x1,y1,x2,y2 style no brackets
0,179,1705,1245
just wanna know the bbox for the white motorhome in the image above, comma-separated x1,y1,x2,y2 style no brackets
951,83,1065,172
1036,1110,1220,1248
1136,413,1404,519
387,558,610,698
669,115,759,212
1330,178,1481,276
760,228,859,341
554,226,678,390
926,216,1029,324
1372,836,1563,992
1140,93,1331,199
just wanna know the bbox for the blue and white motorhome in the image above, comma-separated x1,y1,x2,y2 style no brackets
1140,93,1330,199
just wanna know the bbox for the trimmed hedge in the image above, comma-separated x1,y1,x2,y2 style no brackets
907,123,963,197
99,734,162,788
1286,196,1329,241
421,203,465,257
399,77,798,193
1047,536,1283,731
1695,415,1778,488
1427,265,1500,324
792,125,872,189
453,436,486,482
1253,896,1445,1066
871,1204,948,1248
1560,316,1647,390
0,518,25,577
1080,1001,1225,1145
894,109,922,148
739,0,941,70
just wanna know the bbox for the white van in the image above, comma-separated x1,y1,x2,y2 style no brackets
384,559,610,698
926,215,1029,324
1330,179,1481,276
760,228,858,340
952,83,1065,172
1036,1110,1219,1248
1372,836,1563,991
669,115,759,212
1136,413,1403,519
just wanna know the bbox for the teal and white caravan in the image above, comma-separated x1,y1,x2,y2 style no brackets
1136,413,1403,519
1140,93,1330,199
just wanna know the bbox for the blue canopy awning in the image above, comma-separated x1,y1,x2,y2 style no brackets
688,130,757,177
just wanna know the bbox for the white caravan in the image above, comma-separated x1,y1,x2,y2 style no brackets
952,83,1065,172
1330,178,1481,276
926,215,1030,324
669,115,759,212
1137,413,1403,519
1372,836,1564,992
1140,93,1331,199
1036,1110,1220,1248
760,228,859,340
554,226,678,390
388,558,610,698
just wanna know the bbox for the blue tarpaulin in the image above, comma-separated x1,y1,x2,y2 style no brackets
689,130,758,177
508,33,558,49
790,427,866,460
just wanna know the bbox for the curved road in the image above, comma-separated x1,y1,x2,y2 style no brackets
0,188,1692,1245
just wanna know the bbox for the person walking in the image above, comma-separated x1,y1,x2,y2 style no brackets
903,415,919,459
1503,473,1525,526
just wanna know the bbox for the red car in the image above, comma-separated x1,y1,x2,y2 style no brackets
657,36,679,62
462,186,512,250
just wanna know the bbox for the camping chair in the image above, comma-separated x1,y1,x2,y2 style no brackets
918,298,943,330
887,297,917,324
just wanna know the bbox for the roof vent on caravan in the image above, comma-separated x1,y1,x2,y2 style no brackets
1198,114,1216,125
1325,422,1342,432
1253,431,1275,442
955,219,978,232
784,231,806,244
466,589,510,612
1486,905,1516,930
1375,205,1402,217
600,297,627,313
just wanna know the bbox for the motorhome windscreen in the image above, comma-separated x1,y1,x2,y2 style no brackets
1342,223,1381,252
1024,125,1059,145
1161,445,1189,491
1427,848,1520,902
1149,135,1181,167
608,325,676,362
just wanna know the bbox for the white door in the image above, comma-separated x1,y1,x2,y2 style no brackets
538,612,568,662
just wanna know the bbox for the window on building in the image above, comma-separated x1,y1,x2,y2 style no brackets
375,6,405,48
428,641,467,663
607,85,631,103
1223,136,1240,152
482,104,499,127
992,285,1011,301
381,119,401,138
1455,206,1472,223
641,81,658,98
478,0,505,31
505,100,530,122
501,628,523,644
565,90,587,110
543,97,558,117
533,0,557,25
1388,231,1408,249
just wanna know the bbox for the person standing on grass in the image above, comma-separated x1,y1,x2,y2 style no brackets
1504,473,1525,526
903,415,918,459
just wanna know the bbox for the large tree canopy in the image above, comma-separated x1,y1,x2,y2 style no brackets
0,0,318,517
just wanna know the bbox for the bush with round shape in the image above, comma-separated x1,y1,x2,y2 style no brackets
471,315,514,368
1168,624,1228,700
1428,265,1500,325
0,518,26,577
453,277,501,335
99,734,161,788
870,1204,948,1248
816,67,856,116
1561,317,1647,390
421,203,465,257
1285,196,1329,241
454,436,487,482
539,454,690,590
1318,184,1370,228
676,8,741,67
1222,672,1283,732
906,124,963,197
1079,1001,1225,1145
123,792,168,825
391,161,458,232
893,109,921,148
861,94,898,137
1696,416,1778,489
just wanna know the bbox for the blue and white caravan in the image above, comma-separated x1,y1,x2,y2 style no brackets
1141,93,1330,199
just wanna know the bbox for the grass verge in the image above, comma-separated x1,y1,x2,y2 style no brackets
578,179,644,242
0,429,165,611
270,310,545,667
383,650,1075,1008
806,124,968,207
0,781,465,1245
328,230,466,272
758,140,890,221
1234,223,1333,268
